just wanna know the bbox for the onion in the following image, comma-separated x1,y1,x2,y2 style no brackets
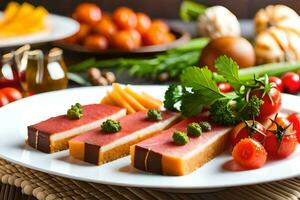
199,36,255,71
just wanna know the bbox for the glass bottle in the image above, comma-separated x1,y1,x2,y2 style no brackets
0,45,30,90
25,48,68,94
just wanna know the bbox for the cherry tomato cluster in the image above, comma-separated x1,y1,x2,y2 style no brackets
0,87,22,107
231,114,299,170
269,72,300,94
219,71,300,95
64,3,175,51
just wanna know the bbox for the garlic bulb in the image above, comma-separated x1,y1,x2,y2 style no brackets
255,5,300,35
254,4,300,64
255,27,300,64
197,6,240,39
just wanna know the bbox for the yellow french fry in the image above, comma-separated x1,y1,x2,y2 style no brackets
0,2,20,27
141,92,163,107
108,90,135,114
112,83,146,111
10,2,35,22
0,3,48,37
124,86,161,109
101,92,117,106
100,96,109,105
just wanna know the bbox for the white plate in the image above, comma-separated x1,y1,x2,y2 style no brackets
0,13,79,48
0,86,299,192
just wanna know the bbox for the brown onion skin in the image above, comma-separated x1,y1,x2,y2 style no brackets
199,36,255,71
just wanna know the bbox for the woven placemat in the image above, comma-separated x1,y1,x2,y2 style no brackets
0,158,299,200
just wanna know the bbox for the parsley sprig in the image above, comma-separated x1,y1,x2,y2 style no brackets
164,55,272,125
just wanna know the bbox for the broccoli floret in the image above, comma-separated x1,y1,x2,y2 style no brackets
210,99,237,126
237,96,264,120
164,84,184,111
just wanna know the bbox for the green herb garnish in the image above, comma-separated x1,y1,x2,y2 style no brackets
179,0,207,22
164,55,273,126
187,122,202,137
101,119,121,133
69,38,209,81
199,121,212,132
163,84,184,111
210,99,237,126
172,131,189,145
147,109,162,121
180,66,226,117
67,103,83,119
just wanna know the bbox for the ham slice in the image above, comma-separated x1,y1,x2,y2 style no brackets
27,104,126,153
69,111,180,165
131,116,232,176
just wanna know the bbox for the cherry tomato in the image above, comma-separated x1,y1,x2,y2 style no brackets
150,19,170,32
94,18,117,40
231,120,266,147
287,113,300,142
136,12,151,34
112,29,141,50
269,76,283,92
0,93,9,107
143,27,169,46
218,82,234,93
63,24,90,44
264,116,297,159
1,87,22,102
281,72,300,94
232,138,267,169
268,116,292,131
129,29,142,47
113,7,137,29
165,32,176,43
101,13,112,21
73,3,102,25
83,35,108,50
252,88,282,122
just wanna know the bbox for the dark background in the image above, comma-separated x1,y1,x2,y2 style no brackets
1,0,300,19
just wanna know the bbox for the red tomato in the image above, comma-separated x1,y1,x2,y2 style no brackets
113,7,137,29
0,93,9,107
150,19,170,32
136,12,151,34
281,72,300,94
264,133,297,159
232,138,267,169
143,27,169,46
264,116,297,159
287,113,300,142
73,3,102,25
165,32,176,43
231,120,266,146
83,35,108,50
112,29,141,50
218,82,234,93
94,18,117,40
252,88,282,122
1,87,22,102
269,76,283,92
